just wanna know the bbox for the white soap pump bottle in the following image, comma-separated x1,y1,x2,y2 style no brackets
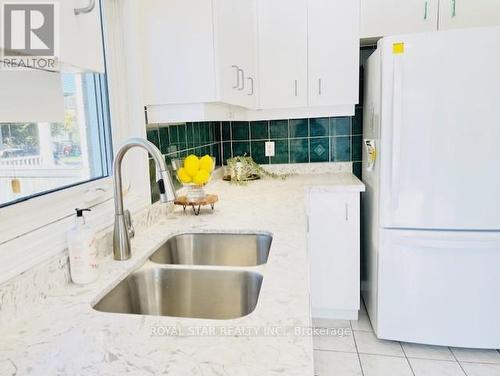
67,208,98,285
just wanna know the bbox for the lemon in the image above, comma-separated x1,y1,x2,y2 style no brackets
177,167,192,184
184,155,200,177
199,155,214,172
192,169,210,186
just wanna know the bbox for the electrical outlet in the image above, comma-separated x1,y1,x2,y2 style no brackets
265,141,275,157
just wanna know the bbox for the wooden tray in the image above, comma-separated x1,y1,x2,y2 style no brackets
222,174,261,182
174,194,218,215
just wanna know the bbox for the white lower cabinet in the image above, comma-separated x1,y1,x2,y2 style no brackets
308,188,362,320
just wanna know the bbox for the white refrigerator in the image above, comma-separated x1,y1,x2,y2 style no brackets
362,26,500,348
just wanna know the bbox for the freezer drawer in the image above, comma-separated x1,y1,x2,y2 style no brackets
375,229,500,348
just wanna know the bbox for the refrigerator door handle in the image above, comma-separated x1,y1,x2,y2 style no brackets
391,56,404,210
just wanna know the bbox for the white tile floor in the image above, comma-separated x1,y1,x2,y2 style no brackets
313,301,500,376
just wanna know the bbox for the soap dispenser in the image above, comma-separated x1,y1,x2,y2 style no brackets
67,208,98,285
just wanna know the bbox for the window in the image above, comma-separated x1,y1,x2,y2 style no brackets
0,72,112,207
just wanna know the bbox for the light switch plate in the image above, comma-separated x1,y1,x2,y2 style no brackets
265,141,275,157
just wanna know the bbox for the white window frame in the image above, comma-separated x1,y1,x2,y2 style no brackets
0,0,152,284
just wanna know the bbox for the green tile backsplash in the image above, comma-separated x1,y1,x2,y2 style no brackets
147,122,222,201
218,111,363,167
146,112,364,203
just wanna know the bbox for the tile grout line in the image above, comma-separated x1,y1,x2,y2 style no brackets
247,121,252,158
267,120,271,164
287,120,291,164
229,121,233,158
450,348,470,376
356,351,410,359
307,119,311,163
328,117,332,162
314,348,359,355
400,342,416,376
350,320,365,376
405,356,479,363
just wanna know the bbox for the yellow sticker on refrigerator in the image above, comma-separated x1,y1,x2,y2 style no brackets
393,42,405,54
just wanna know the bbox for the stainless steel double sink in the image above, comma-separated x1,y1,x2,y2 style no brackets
93,233,272,320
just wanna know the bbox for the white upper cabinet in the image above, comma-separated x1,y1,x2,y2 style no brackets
361,0,500,39
213,0,257,108
141,0,257,108
360,0,439,39
438,0,500,30
308,0,360,107
257,0,359,111
59,0,105,72
141,0,217,105
0,0,104,73
141,0,359,117
257,0,308,109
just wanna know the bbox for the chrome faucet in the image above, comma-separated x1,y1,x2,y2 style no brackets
113,137,176,260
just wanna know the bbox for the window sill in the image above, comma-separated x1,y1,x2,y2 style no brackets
0,190,150,285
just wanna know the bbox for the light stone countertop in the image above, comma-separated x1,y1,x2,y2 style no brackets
0,170,364,376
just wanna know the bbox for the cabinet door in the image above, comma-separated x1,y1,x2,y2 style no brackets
140,0,217,105
59,0,104,72
308,0,359,107
213,0,257,109
257,0,308,109
360,0,439,39
438,0,500,30
0,0,104,72
308,190,360,317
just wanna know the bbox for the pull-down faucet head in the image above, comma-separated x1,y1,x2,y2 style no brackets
112,137,176,260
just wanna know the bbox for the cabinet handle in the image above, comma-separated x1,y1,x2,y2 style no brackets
74,0,95,15
345,203,349,221
231,65,239,89
452,0,456,17
294,80,298,97
424,1,428,19
318,78,322,95
247,77,254,96
238,68,245,91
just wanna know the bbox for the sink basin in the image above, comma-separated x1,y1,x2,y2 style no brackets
149,233,272,266
93,266,263,319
